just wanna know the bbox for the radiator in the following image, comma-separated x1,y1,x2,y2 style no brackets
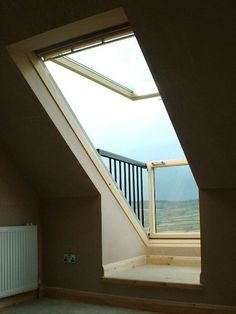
0,225,38,298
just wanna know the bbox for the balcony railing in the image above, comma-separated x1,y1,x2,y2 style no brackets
97,149,147,227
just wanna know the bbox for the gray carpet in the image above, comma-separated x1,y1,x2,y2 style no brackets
0,298,163,314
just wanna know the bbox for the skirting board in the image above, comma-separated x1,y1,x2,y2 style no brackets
0,290,37,310
43,287,236,314
101,277,203,290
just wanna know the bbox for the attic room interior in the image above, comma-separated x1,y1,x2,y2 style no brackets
0,1,235,313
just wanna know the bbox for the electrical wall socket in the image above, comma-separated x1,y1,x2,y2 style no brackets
64,253,77,264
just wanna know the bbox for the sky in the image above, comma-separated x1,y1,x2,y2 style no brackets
45,36,198,201
69,36,158,96
154,166,198,202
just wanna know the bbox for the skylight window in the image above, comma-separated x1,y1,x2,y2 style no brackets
39,28,159,100
66,36,158,97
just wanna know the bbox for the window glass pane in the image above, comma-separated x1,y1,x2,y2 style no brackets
154,165,199,233
67,36,158,96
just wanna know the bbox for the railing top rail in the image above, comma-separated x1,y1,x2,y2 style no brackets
97,149,147,168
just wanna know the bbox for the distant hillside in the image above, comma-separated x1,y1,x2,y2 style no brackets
155,199,199,233
139,199,199,232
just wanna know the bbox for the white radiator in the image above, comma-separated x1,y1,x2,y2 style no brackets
0,225,38,298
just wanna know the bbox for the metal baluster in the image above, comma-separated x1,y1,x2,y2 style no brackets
119,161,122,190
124,162,127,198
132,164,136,214
114,159,117,182
140,167,144,226
109,158,112,174
128,164,131,206
136,165,140,220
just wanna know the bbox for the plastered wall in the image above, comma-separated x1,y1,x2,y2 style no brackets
200,188,236,305
0,146,39,226
42,196,102,291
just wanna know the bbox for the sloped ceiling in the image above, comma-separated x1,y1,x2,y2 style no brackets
0,0,235,197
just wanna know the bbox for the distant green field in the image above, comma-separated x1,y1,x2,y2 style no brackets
155,199,199,233
132,199,199,232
